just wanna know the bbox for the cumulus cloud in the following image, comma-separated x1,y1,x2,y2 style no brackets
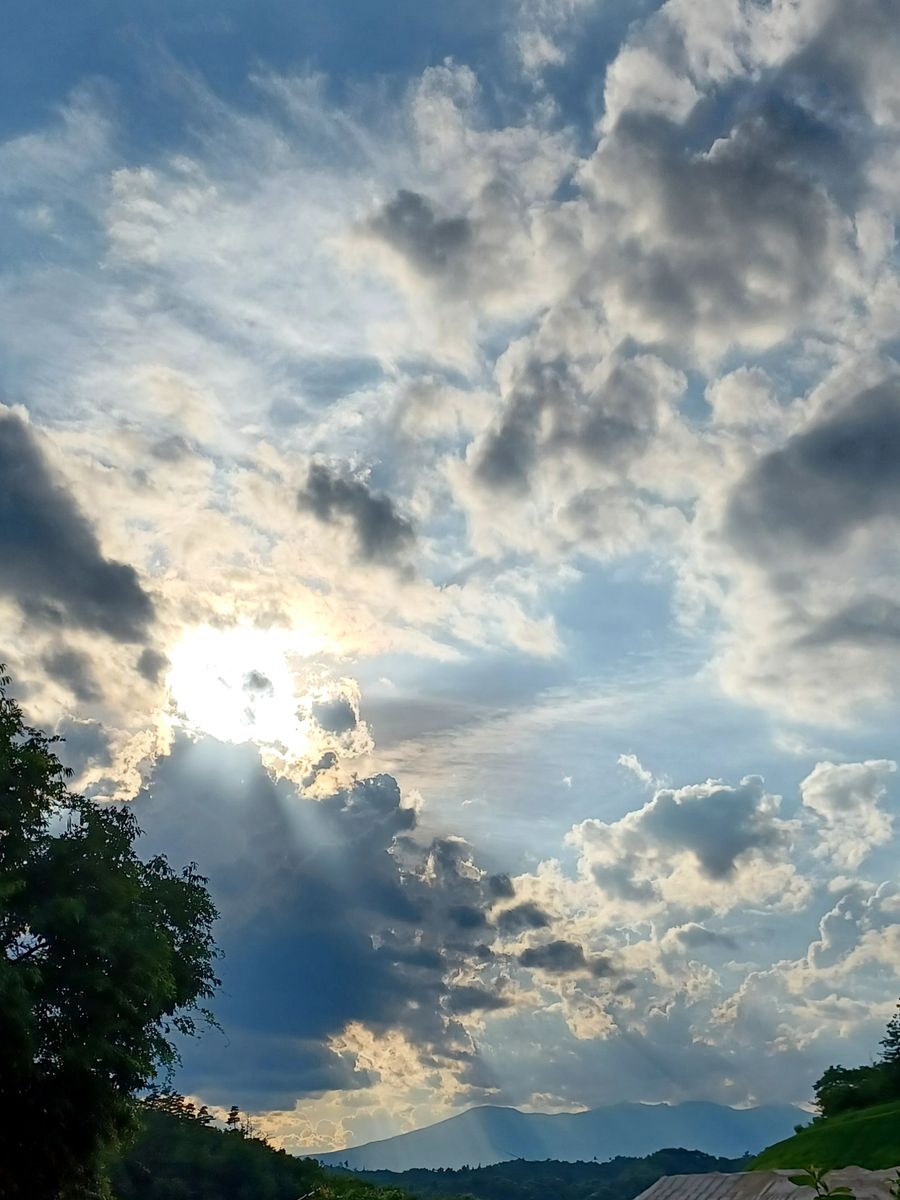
471,355,681,495
518,939,614,978
495,901,553,933
571,776,800,915
134,735,533,1111
667,923,737,952
445,984,511,1014
41,646,101,703
368,190,473,283
297,463,416,569
726,381,900,560
312,696,358,735
579,101,854,358
0,410,154,642
710,374,900,719
453,350,693,560
801,759,896,870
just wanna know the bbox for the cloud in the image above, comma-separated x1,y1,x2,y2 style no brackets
297,463,416,569
445,984,511,1014
579,101,853,358
54,716,110,781
453,350,693,561
495,901,552,933
618,752,654,787
668,924,737,952
518,939,614,978
487,873,516,899
710,374,900,719
134,736,524,1110
571,776,801,916
0,410,154,642
312,697,358,735
471,354,682,496
726,381,900,559
137,648,169,684
798,596,900,651
41,646,101,703
801,759,896,870
368,190,473,281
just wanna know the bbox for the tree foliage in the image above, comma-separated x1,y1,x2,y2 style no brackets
341,1147,749,1200
0,670,220,1199
881,1001,900,1066
110,1107,410,1200
812,998,900,1120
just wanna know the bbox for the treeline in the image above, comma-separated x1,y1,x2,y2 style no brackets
109,1105,410,1200
812,999,900,1120
334,1147,749,1200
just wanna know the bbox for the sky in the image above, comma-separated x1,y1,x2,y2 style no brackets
2,0,900,1156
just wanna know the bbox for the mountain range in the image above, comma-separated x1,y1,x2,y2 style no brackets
311,1101,803,1170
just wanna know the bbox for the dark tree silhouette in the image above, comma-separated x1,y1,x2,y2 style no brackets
813,997,900,1118
880,999,900,1065
0,669,220,1199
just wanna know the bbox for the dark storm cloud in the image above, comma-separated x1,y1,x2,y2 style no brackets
41,647,100,703
312,697,358,734
298,463,415,567
134,737,510,1107
495,900,552,932
369,190,472,279
0,412,154,642
518,939,615,978
726,381,900,561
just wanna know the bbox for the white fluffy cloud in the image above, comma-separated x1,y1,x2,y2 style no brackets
801,759,896,870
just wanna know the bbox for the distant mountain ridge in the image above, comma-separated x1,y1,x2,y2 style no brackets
311,1101,803,1171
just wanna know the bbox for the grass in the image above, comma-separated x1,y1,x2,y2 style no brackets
750,1101,900,1172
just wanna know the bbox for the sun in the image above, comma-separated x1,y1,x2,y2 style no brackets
166,624,322,750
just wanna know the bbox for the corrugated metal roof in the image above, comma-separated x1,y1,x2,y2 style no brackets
635,1169,900,1200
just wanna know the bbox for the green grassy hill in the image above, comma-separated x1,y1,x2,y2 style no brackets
751,1101,900,1172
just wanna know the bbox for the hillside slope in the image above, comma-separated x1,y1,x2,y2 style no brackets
340,1147,747,1200
751,1101,900,1171
313,1102,801,1170
109,1110,407,1200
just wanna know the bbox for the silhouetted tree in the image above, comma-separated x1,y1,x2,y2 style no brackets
227,1105,242,1132
881,999,900,1065
0,669,220,1199
813,998,900,1118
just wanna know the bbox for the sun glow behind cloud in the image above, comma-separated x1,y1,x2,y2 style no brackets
167,624,324,751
